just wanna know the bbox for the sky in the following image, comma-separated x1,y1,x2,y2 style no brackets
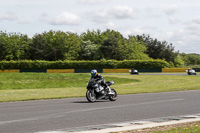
1,0,200,54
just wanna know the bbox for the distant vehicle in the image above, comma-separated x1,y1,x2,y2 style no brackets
186,69,197,75
86,78,117,102
129,68,139,75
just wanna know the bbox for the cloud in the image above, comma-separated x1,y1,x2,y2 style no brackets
77,0,111,4
103,22,117,29
18,20,30,24
50,12,80,26
0,12,18,21
183,16,200,36
40,12,80,26
164,5,181,24
168,16,181,24
185,23,200,37
165,5,179,15
164,21,200,53
122,24,200,53
120,26,163,39
91,5,137,23
130,26,161,36
108,5,137,19
193,16,200,24
39,13,49,22
144,7,162,19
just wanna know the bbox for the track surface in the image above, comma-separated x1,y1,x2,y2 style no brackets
1,90,200,133
104,73,199,76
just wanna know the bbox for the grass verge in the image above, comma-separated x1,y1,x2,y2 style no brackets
0,73,200,102
120,121,200,133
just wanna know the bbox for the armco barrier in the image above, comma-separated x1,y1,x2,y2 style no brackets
75,69,103,73
162,68,188,72
47,69,74,73
193,68,200,72
138,68,162,72
20,69,47,73
103,69,130,73
1,68,198,73
0,69,20,73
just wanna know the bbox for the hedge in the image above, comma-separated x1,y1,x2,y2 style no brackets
0,60,169,70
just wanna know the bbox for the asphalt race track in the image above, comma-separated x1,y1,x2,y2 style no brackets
104,73,199,76
1,90,200,133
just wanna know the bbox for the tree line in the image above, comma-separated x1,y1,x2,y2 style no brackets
0,29,199,67
180,53,200,66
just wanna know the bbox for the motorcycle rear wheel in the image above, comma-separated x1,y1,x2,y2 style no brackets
86,90,96,102
109,88,117,101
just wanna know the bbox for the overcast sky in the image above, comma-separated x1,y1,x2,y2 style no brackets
1,0,200,54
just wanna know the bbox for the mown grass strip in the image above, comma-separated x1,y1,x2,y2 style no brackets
0,73,200,102
153,121,200,133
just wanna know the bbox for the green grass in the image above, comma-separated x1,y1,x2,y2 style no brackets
0,73,200,102
153,123,200,133
0,73,138,90
107,74,200,94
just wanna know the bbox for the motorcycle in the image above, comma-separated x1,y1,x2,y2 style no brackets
186,69,197,75
129,68,139,75
86,78,117,102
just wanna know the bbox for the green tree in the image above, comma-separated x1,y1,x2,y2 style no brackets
121,35,150,60
180,53,200,65
29,30,81,61
80,29,103,45
79,29,103,60
0,31,7,60
79,40,100,60
64,32,81,60
29,34,47,60
174,54,185,67
137,34,178,62
100,29,124,60
0,31,30,60
99,30,150,60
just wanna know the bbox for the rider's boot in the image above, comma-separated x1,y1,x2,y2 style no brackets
107,86,114,95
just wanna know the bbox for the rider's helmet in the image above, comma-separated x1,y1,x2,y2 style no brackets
91,69,97,78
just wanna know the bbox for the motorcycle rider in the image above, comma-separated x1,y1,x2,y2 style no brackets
187,68,197,75
91,69,114,95
187,68,192,75
131,68,135,74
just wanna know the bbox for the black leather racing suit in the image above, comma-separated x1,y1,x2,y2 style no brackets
92,74,107,88
187,69,191,75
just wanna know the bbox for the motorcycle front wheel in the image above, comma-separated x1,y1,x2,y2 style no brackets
109,88,117,101
86,90,96,102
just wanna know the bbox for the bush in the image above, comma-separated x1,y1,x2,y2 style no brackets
0,60,169,70
116,60,169,69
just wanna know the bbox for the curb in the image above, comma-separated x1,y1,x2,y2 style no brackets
36,114,200,133
75,117,200,133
